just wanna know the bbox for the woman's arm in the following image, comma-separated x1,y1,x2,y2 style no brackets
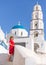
10,42,15,46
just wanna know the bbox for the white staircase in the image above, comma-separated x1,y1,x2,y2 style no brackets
13,45,46,65
0,45,46,65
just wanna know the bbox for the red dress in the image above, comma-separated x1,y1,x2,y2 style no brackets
9,39,14,55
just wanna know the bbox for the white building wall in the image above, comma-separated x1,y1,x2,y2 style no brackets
11,29,28,37
31,20,44,29
32,11,43,20
38,20,44,29
11,29,19,37
13,37,34,52
26,37,34,52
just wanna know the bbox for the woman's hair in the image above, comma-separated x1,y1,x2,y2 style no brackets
10,36,14,39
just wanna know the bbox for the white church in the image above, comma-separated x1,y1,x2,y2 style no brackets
0,3,46,65
7,2,46,53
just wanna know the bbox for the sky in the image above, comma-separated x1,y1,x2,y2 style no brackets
0,0,46,39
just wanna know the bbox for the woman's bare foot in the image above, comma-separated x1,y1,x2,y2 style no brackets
7,55,11,62
7,58,10,61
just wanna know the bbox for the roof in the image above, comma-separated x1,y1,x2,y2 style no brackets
12,25,25,29
34,3,42,11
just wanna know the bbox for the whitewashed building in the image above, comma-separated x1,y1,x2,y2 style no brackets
7,3,46,53
0,2,46,65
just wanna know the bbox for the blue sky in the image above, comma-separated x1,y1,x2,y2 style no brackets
0,0,46,39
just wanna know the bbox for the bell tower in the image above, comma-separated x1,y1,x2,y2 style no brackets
30,3,44,52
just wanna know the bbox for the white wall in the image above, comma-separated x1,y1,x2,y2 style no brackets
13,45,40,65
11,29,28,37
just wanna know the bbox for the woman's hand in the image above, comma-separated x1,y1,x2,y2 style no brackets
10,43,14,46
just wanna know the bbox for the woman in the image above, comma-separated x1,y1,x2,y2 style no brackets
8,36,15,61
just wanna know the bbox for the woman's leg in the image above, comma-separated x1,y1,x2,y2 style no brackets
8,54,11,61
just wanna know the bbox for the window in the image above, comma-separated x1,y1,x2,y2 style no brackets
21,32,23,36
36,6,38,10
35,33,38,36
35,22,38,29
35,23,37,26
15,32,16,35
35,12,38,19
34,32,38,37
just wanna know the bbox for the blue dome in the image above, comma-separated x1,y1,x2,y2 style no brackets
12,25,25,29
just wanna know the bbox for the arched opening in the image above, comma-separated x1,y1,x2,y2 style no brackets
34,31,38,37
35,22,38,29
34,43,39,53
